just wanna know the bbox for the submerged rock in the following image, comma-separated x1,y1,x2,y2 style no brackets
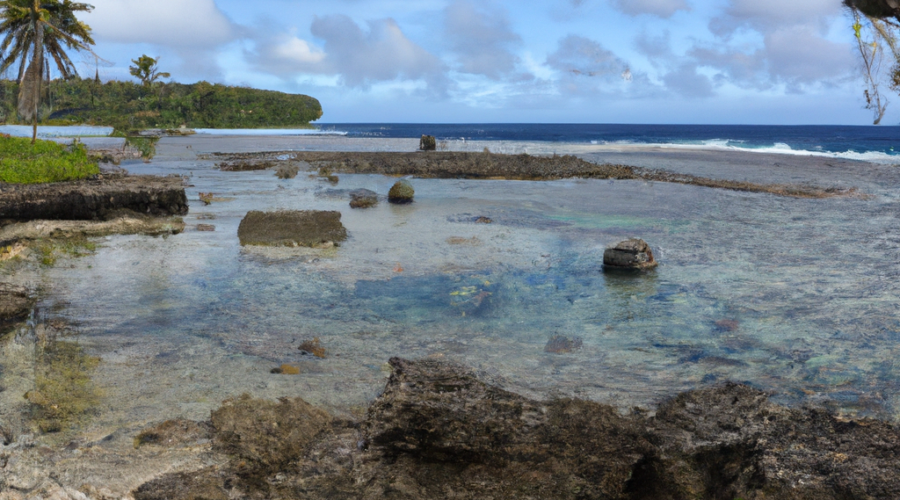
349,189,378,209
419,134,436,151
388,180,415,204
275,163,300,179
0,283,33,327
237,210,347,247
603,238,658,270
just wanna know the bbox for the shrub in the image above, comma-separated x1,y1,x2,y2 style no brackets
0,136,99,184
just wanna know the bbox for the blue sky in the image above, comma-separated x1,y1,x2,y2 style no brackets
68,0,889,124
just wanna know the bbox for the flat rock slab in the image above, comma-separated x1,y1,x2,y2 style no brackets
237,210,347,247
0,176,188,222
0,217,185,246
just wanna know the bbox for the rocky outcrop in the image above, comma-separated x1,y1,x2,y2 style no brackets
349,189,378,209
388,180,415,204
237,210,347,247
0,176,188,222
419,135,437,151
603,238,658,270
0,283,33,327
132,358,900,500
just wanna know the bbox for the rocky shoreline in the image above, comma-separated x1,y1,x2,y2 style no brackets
202,150,863,199
127,357,900,499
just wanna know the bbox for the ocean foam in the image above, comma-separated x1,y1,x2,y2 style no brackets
594,139,900,164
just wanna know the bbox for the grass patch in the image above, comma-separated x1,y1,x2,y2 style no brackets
0,135,99,184
36,238,97,267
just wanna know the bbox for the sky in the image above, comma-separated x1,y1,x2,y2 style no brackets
64,0,893,124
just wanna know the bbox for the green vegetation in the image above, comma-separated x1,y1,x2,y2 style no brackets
37,237,97,266
845,0,900,124
129,54,170,86
0,78,323,132
0,135,98,184
0,0,96,142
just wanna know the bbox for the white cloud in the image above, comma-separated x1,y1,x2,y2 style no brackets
610,0,690,18
444,0,522,79
309,15,449,92
84,0,236,47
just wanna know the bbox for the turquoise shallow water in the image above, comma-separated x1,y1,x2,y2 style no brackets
27,137,900,429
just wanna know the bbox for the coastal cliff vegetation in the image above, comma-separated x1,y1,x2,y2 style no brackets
0,78,323,132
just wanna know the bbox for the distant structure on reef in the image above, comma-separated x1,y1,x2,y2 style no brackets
0,79,322,131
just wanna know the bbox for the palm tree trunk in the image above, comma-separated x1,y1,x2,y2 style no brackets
18,23,44,144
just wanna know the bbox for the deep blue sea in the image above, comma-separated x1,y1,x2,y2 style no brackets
312,123,900,163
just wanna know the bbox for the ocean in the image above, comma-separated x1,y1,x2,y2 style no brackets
312,123,900,163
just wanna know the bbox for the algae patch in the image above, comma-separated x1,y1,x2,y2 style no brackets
24,340,102,433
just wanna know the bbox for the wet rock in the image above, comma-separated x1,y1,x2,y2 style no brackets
132,467,227,500
0,216,185,245
388,180,415,204
211,394,331,476
133,359,900,500
276,163,300,179
349,189,378,209
361,358,649,498
0,283,33,327
419,135,436,151
474,216,493,224
649,382,900,499
603,238,658,270
544,335,583,354
237,210,347,247
298,338,327,358
217,160,273,171
0,176,188,222
196,224,215,232
134,419,212,449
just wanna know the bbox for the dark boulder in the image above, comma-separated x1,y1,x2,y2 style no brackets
388,180,415,204
0,283,33,327
419,135,436,151
0,175,188,222
349,189,378,209
237,210,347,247
603,238,658,270
134,359,900,500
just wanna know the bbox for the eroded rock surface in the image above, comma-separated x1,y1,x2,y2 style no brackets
0,283,33,326
131,358,900,500
0,176,188,222
349,189,378,209
603,238,658,270
237,210,347,247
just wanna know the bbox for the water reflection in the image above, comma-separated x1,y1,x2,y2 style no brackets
15,144,900,433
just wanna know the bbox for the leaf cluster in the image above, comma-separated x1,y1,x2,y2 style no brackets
0,0,95,80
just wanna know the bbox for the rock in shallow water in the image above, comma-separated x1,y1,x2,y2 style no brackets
237,210,347,247
349,189,378,209
388,180,415,204
0,283,33,327
603,238,658,270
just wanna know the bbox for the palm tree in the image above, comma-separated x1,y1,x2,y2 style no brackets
129,55,170,86
0,0,95,143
